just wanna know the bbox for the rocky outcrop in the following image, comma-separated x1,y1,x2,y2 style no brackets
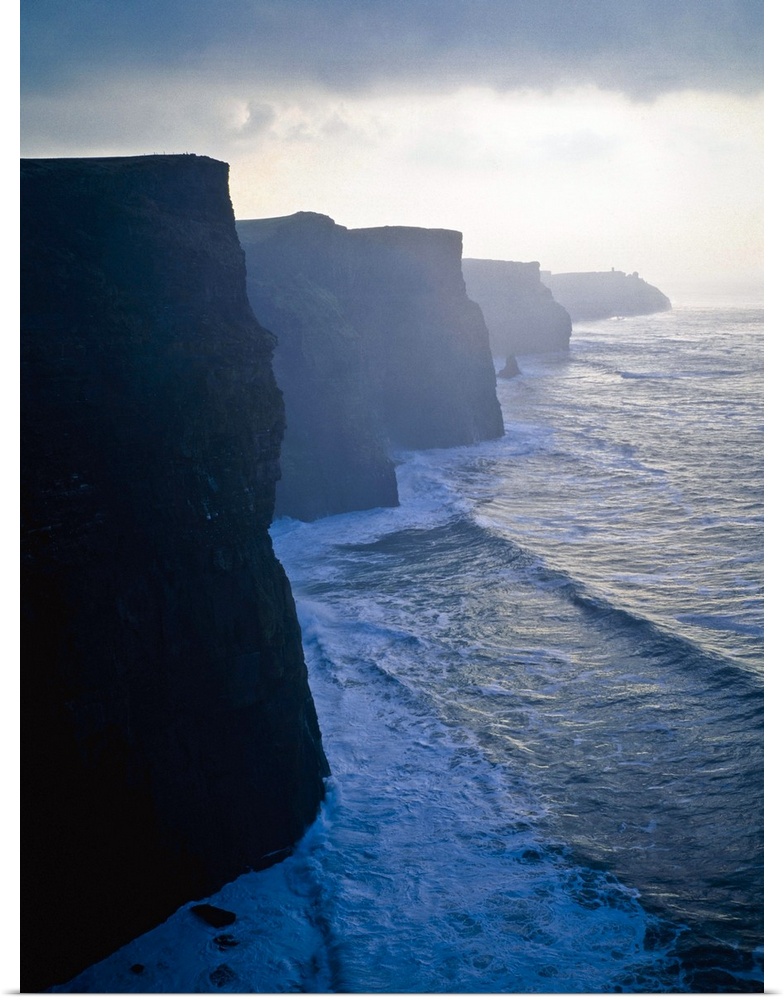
21,155,329,992
238,214,503,519
541,269,672,321
462,258,572,356
497,355,522,379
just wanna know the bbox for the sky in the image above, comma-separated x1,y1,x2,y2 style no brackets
20,0,765,304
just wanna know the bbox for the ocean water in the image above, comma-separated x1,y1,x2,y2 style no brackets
59,307,764,993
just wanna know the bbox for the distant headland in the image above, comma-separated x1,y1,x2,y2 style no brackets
541,269,672,321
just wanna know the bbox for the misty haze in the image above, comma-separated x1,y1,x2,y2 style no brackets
20,1,764,994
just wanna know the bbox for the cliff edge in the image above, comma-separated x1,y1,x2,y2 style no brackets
462,258,572,356
21,155,329,991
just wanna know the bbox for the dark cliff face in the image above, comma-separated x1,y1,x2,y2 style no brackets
238,214,502,520
462,258,572,356
238,214,399,521
21,155,329,991
345,226,504,449
542,270,672,321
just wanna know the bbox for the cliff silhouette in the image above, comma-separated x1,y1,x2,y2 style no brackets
238,213,503,520
21,155,329,990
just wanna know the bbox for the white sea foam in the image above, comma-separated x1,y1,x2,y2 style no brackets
60,308,762,993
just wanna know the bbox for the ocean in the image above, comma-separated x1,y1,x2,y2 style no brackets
58,306,764,993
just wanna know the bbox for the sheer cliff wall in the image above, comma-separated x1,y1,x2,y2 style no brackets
21,155,329,991
238,213,399,521
238,213,503,520
347,225,504,449
462,258,572,356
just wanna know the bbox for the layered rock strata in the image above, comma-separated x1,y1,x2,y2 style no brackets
21,155,329,991
238,213,503,519
462,258,572,356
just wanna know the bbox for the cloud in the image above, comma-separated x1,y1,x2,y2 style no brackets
20,72,277,156
22,0,763,102
18,1,764,301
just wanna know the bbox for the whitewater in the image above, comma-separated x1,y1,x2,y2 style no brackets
58,306,763,993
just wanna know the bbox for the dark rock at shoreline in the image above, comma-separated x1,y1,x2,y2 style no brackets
541,269,671,321
213,933,240,950
191,904,237,928
463,258,572,356
209,963,238,987
21,155,329,991
497,355,522,378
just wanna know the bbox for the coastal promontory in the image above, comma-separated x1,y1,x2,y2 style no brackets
21,156,329,990
541,269,672,321
462,258,572,356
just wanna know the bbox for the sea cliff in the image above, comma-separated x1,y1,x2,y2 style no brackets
238,213,399,521
21,155,329,991
238,213,503,519
347,225,504,449
462,258,572,355
541,269,672,321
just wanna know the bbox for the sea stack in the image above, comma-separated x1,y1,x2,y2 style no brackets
21,155,329,991
497,355,522,379
462,258,572,356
